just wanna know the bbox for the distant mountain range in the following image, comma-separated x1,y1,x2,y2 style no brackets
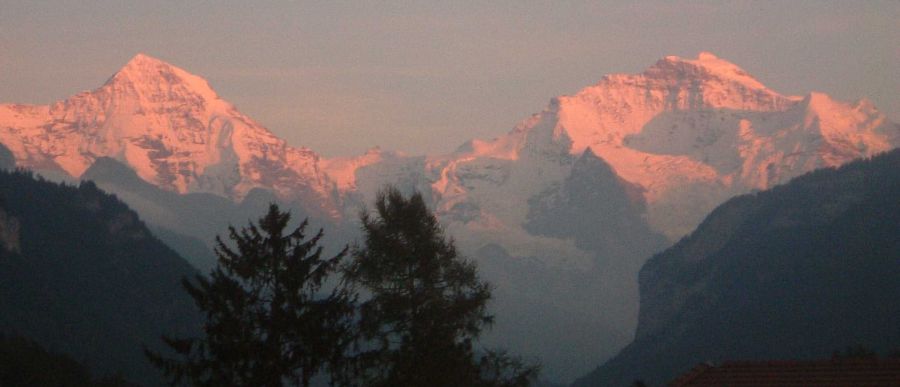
574,149,900,387
2,52,895,238
1,52,896,382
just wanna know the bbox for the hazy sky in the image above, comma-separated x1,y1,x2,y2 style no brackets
1,1,897,157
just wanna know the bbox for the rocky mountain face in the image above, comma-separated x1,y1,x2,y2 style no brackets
422,52,898,242
1,53,895,238
0,54,337,218
524,148,665,264
573,149,900,387
0,52,896,382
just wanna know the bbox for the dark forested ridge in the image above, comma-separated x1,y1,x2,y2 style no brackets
574,149,900,387
0,170,201,385
0,143,14,171
81,156,347,271
0,334,137,386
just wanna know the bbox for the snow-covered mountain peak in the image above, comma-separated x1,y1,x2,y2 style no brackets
0,54,339,217
696,51,719,61
654,52,769,91
102,53,224,111
514,53,808,161
798,91,890,127
111,54,204,87
1,52,896,235
415,52,898,240
112,53,173,77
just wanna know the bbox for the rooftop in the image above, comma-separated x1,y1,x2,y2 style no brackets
671,359,900,387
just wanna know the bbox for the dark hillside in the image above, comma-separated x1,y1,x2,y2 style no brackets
575,149,900,386
0,170,201,385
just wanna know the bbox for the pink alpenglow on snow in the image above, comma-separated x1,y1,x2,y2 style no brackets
0,54,339,217
0,52,896,237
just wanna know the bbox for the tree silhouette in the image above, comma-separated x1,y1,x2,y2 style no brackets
343,187,538,386
146,204,353,387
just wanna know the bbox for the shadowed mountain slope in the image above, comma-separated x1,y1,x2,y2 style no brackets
0,170,201,385
574,149,900,386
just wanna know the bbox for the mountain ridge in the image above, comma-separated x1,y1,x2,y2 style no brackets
1,52,895,237
0,53,338,218
1,52,897,382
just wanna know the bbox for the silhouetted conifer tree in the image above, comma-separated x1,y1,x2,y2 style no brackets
343,187,538,387
146,204,353,387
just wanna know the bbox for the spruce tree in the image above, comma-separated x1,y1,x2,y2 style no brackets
146,204,353,387
344,187,538,387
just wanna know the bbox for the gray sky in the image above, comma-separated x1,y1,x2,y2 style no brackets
1,1,897,157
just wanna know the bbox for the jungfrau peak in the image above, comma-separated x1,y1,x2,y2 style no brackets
423,52,898,239
0,53,337,216
388,52,898,379
0,51,897,381
1,52,893,235
0,51,895,239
